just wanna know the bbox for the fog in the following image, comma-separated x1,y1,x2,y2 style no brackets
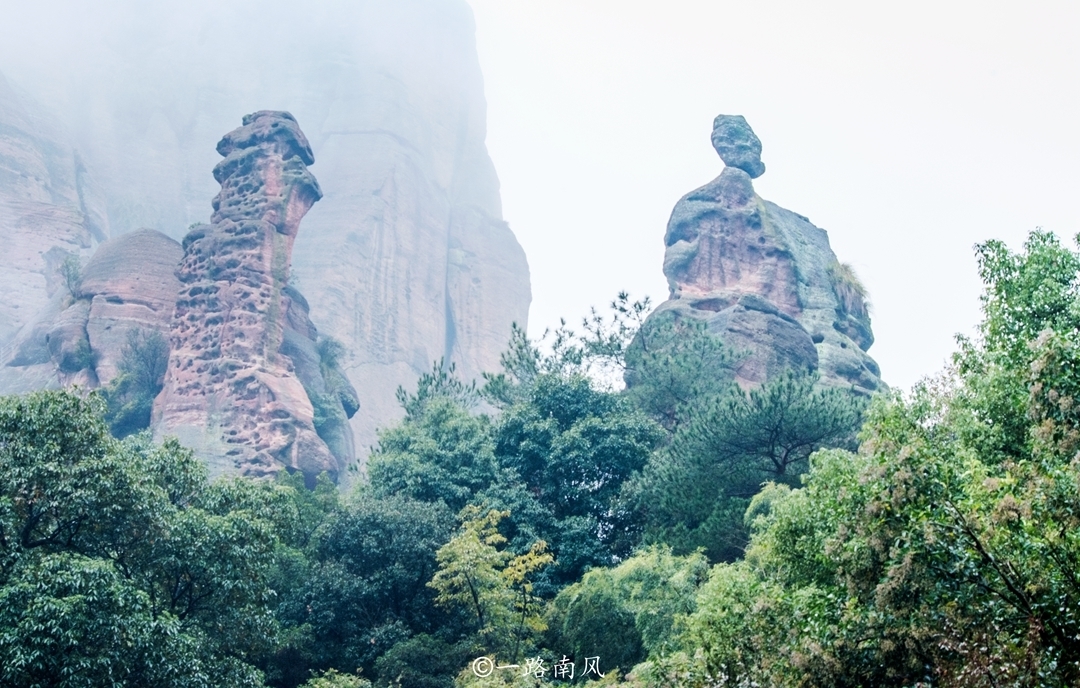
469,0,1080,390
2,1,1078,391
0,0,495,236
0,0,527,458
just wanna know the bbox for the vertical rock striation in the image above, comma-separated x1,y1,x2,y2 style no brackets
153,111,355,481
0,72,107,356
649,114,882,393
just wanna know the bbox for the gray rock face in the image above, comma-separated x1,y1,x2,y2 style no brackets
711,115,766,179
650,115,882,393
0,0,531,468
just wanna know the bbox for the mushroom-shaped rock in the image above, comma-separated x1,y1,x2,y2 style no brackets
711,114,766,179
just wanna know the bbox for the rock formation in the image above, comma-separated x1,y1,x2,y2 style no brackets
649,114,882,393
0,228,182,393
152,111,357,481
0,72,107,357
0,0,531,467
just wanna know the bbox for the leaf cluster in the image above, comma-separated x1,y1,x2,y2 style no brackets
622,229,1080,687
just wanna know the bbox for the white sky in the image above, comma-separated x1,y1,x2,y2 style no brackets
467,0,1080,391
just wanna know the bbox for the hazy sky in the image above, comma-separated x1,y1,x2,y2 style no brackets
467,0,1080,391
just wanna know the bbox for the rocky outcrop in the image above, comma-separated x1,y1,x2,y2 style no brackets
649,114,882,393
79,229,185,384
152,111,357,481
0,72,107,355
710,115,766,179
279,285,360,469
0,228,182,394
0,1,531,467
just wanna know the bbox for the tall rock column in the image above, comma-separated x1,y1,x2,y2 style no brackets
153,111,341,480
0,1,532,462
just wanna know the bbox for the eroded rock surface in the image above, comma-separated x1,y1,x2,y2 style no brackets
0,228,182,394
0,73,107,354
80,229,184,384
649,115,882,393
710,114,766,179
0,2,531,468
152,111,356,481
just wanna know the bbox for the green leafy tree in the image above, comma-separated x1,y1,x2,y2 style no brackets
630,370,865,562
59,252,83,297
368,396,500,513
376,352,662,591
102,329,170,437
428,508,552,662
492,374,664,584
0,552,205,687
630,230,1080,687
0,390,287,686
373,634,472,688
267,492,456,686
298,669,371,688
547,546,709,673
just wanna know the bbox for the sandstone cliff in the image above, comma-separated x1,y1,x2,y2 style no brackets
0,0,531,465
152,111,357,481
0,73,107,358
650,115,882,393
0,228,182,394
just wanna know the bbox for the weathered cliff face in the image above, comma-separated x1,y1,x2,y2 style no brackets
0,0,531,463
651,115,882,393
0,228,183,394
152,111,356,481
0,73,107,355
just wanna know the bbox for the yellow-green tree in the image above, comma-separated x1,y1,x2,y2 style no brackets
428,508,552,662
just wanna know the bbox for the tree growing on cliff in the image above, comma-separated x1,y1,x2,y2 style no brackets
59,252,83,298
102,328,170,437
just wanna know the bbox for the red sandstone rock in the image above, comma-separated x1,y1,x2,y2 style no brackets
0,228,182,394
153,111,341,481
650,116,883,393
81,229,184,384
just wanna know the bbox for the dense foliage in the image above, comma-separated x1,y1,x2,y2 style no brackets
0,392,281,686
101,329,170,437
625,230,1080,687
0,275,881,687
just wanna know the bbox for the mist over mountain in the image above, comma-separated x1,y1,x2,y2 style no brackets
0,0,531,471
